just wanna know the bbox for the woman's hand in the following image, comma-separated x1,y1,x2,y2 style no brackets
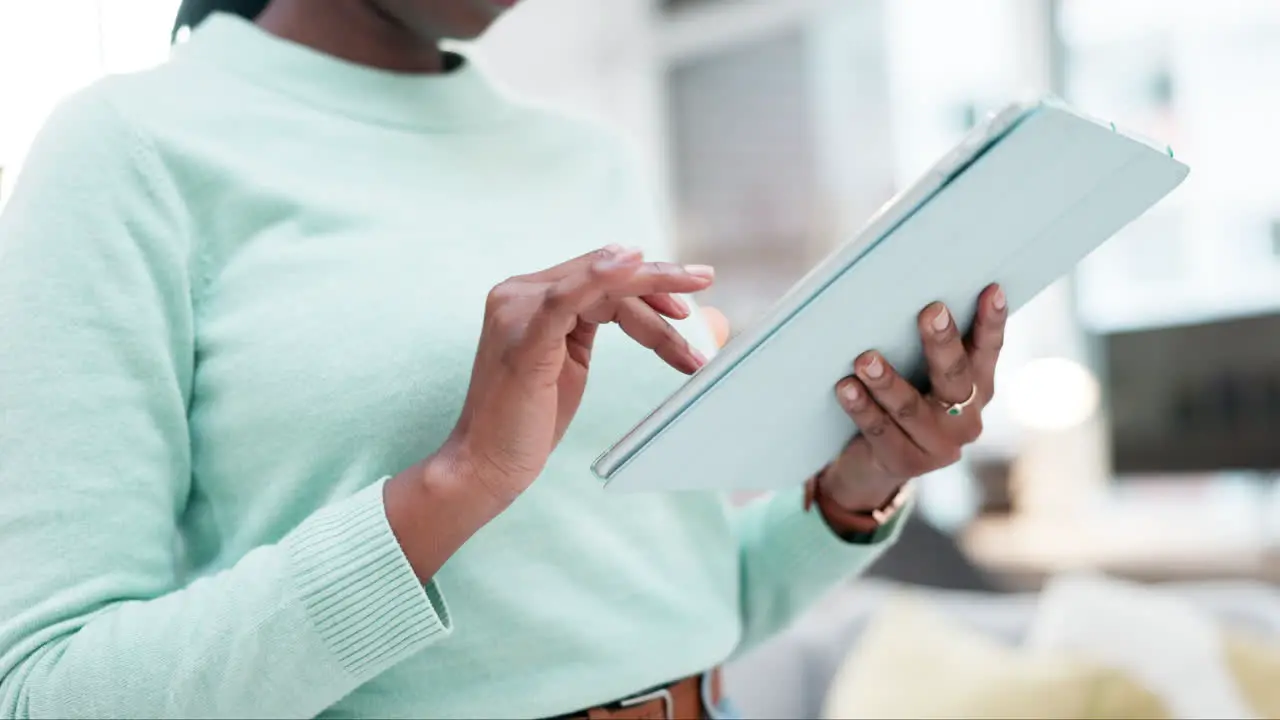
442,245,714,507
817,284,1008,514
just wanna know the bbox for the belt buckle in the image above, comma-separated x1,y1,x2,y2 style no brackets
618,687,674,720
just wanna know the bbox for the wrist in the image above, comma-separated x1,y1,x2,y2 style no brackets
807,469,912,541
817,465,901,514
382,447,507,583
417,441,511,524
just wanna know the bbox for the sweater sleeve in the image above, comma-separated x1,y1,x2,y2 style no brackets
729,485,909,655
0,87,449,719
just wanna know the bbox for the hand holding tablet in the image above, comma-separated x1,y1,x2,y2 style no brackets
815,285,1008,517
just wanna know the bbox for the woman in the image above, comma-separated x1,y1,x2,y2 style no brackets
0,1,1008,717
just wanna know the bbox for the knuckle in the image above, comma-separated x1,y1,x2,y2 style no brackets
659,262,690,280
485,304,509,331
502,319,531,350
488,303,523,332
864,417,890,438
892,393,922,421
485,280,520,313
587,301,620,325
540,285,570,314
942,354,971,381
497,344,522,373
585,261,610,281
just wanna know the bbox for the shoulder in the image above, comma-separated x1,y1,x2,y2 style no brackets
2,68,194,267
17,65,190,195
19,80,137,178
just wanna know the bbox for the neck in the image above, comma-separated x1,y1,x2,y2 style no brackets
256,0,445,73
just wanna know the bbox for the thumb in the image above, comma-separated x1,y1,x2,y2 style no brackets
701,305,731,348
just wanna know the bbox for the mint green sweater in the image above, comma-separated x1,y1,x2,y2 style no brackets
0,14,903,719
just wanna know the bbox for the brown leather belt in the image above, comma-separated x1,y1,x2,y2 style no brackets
552,670,721,720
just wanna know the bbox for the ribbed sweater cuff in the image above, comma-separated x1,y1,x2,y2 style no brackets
283,477,451,680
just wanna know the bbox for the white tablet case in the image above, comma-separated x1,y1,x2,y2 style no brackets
604,103,1189,493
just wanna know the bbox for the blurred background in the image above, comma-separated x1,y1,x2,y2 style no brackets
3,1,1280,717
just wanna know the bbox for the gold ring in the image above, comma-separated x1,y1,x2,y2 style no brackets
939,383,978,417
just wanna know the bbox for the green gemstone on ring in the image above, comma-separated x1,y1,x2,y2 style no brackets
948,407,961,416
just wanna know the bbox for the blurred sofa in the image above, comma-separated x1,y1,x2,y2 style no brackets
724,577,1280,719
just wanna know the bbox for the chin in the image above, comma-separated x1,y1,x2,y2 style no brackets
453,2,510,39
444,17,501,40
394,0,511,41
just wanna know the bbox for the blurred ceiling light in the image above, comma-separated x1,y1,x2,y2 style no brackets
1008,357,1101,432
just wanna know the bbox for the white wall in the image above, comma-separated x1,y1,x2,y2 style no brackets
0,0,178,201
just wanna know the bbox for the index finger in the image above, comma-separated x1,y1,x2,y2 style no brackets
524,245,624,283
526,251,714,346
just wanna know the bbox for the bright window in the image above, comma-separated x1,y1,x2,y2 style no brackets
0,0,178,200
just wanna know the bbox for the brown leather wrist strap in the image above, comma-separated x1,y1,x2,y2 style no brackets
804,472,912,541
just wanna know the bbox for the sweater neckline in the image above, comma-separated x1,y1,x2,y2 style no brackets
174,13,514,132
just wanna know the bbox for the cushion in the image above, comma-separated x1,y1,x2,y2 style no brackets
823,593,1167,719
1027,573,1257,718
1223,631,1280,718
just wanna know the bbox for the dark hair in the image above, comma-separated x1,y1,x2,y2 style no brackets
173,0,271,39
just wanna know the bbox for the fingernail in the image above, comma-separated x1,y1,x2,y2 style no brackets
992,287,1007,311
684,264,716,280
862,355,884,379
840,382,860,406
691,347,709,365
603,243,624,255
931,306,951,333
671,295,691,316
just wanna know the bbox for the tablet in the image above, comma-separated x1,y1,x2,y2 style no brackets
593,96,1189,493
